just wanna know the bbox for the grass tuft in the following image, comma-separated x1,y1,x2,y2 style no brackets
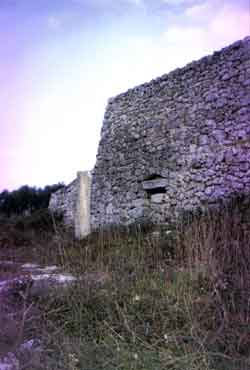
2,195,250,369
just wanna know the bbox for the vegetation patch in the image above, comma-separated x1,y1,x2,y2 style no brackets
2,196,250,369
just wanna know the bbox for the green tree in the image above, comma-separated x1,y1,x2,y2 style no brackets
0,183,64,217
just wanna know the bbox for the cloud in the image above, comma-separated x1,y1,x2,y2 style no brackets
185,1,212,19
162,0,201,6
209,3,250,44
71,0,144,7
163,0,249,52
164,26,206,46
47,16,62,30
127,0,144,5
149,0,249,79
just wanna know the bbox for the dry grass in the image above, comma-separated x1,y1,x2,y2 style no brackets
1,197,250,369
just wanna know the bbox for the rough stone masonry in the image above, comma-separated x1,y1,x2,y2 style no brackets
49,37,250,235
90,37,250,229
49,172,91,238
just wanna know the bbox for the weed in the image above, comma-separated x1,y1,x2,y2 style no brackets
2,195,250,369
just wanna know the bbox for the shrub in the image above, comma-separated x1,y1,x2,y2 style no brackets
0,183,64,217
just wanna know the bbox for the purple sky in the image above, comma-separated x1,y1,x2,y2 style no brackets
0,0,249,191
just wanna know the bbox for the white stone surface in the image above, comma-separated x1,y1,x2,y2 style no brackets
21,263,39,269
0,353,19,370
31,273,76,283
75,171,91,239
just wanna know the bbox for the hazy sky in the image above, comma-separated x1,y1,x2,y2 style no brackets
0,0,249,191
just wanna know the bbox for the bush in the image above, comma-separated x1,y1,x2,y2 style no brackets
0,183,64,217
14,209,63,233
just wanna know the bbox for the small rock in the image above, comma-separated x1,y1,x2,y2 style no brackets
0,353,19,370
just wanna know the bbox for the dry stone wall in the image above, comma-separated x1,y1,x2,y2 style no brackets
49,179,77,228
91,37,250,229
49,172,92,237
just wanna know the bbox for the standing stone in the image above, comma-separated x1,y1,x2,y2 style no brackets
75,171,91,239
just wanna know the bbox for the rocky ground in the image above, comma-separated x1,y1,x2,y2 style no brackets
0,256,111,370
0,259,77,370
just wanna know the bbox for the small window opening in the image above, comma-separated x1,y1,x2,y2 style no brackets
145,174,162,181
142,174,167,198
146,187,166,196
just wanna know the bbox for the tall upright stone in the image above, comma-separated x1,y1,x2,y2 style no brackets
75,171,91,239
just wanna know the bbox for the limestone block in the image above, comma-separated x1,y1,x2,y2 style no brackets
75,171,91,239
142,178,168,190
151,194,165,203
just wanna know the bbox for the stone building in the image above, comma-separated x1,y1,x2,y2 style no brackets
50,37,250,235
90,37,250,229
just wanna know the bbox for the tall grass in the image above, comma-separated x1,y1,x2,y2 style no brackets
29,197,250,369
2,197,250,369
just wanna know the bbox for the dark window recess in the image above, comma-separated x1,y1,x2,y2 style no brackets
145,174,162,181
142,174,167,197
146,187,166,196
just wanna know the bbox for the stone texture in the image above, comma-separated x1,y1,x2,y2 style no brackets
75,171,91,239
142,178,168,190
90,37,250,229
0,353,19,370
49,179,77,228
49,172,91,237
